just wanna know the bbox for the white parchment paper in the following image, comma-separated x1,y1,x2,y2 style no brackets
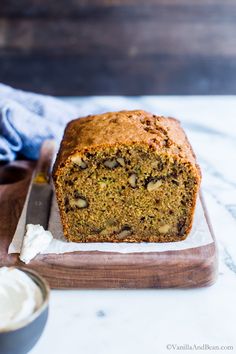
8,183,213,255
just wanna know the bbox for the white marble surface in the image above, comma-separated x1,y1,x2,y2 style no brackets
31,96,236,354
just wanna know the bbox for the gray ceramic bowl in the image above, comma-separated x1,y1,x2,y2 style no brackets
0,267,50,354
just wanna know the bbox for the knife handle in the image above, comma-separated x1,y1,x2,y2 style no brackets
34,140,56,183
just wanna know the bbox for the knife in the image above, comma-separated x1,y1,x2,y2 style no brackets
25,140,56,228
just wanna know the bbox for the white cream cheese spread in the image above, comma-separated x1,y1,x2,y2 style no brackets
0,267,43,330
20,224,53,264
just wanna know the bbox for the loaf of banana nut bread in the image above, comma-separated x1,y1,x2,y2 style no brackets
53,110,201,243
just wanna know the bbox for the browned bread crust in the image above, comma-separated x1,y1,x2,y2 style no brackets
53,110,201,243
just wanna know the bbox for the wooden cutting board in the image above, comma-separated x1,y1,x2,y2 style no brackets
0,161,218,289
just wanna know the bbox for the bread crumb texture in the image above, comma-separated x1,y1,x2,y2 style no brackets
53,110,201,243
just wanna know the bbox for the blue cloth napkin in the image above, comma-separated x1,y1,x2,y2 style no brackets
0,83,78,162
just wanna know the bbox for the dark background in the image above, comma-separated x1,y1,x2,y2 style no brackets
1,0,236,95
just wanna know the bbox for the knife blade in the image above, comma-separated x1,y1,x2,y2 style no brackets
25,140,56,229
